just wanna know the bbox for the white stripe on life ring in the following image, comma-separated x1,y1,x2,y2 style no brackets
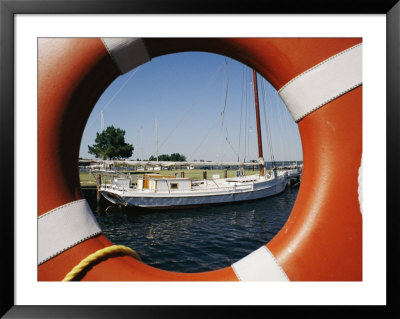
38,199,102,265
231,245,289,281
279,43,362,122
102,38,151,74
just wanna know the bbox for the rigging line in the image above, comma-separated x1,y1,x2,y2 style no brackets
86,66,142,130
187,116,220,161
237,65,245,162
247,68,254,161
262,81,273,154
261,77,275,165
243,67,249,162
242,69,247,162
280,93,296,160
276,84,287,161
260,78,273,162
149,61,226,159
279,92,290,159
219,127,239,161
264,80,276,164
218,145,229,162
260,78,267,158
276,88,286,158
224,127,238,158
216,58,232,162
218,133,232,162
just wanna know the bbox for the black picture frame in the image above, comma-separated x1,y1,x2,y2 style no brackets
1,0,399,318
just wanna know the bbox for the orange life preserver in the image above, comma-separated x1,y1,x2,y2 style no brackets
38,38,362,281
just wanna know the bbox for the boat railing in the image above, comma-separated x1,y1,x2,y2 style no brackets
101,183,255,194
100,183,131,192
163,183,254,194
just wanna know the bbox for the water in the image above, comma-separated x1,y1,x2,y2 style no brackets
86,186,298,273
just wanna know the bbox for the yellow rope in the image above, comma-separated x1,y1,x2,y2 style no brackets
62,245,141,281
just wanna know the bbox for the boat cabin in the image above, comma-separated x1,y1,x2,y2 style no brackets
136,174,192,192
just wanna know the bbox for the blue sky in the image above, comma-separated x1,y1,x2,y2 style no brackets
80,52,302,162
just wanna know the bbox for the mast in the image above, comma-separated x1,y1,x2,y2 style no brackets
155,117,159,162
252,70,264,176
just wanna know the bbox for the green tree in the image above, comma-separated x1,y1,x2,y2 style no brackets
148,153,186,161
158,154,171,161
170,153,186,161
88,125,133,160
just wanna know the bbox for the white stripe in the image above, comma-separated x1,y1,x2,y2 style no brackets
102,38,151,74
38,199,102,265
231,245,289,281
279,43,362,122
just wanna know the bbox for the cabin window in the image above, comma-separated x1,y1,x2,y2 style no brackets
170,183,179,189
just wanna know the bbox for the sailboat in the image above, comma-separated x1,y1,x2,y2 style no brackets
100,70,288,209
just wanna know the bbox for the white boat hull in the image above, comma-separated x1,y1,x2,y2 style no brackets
100,177,287,209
